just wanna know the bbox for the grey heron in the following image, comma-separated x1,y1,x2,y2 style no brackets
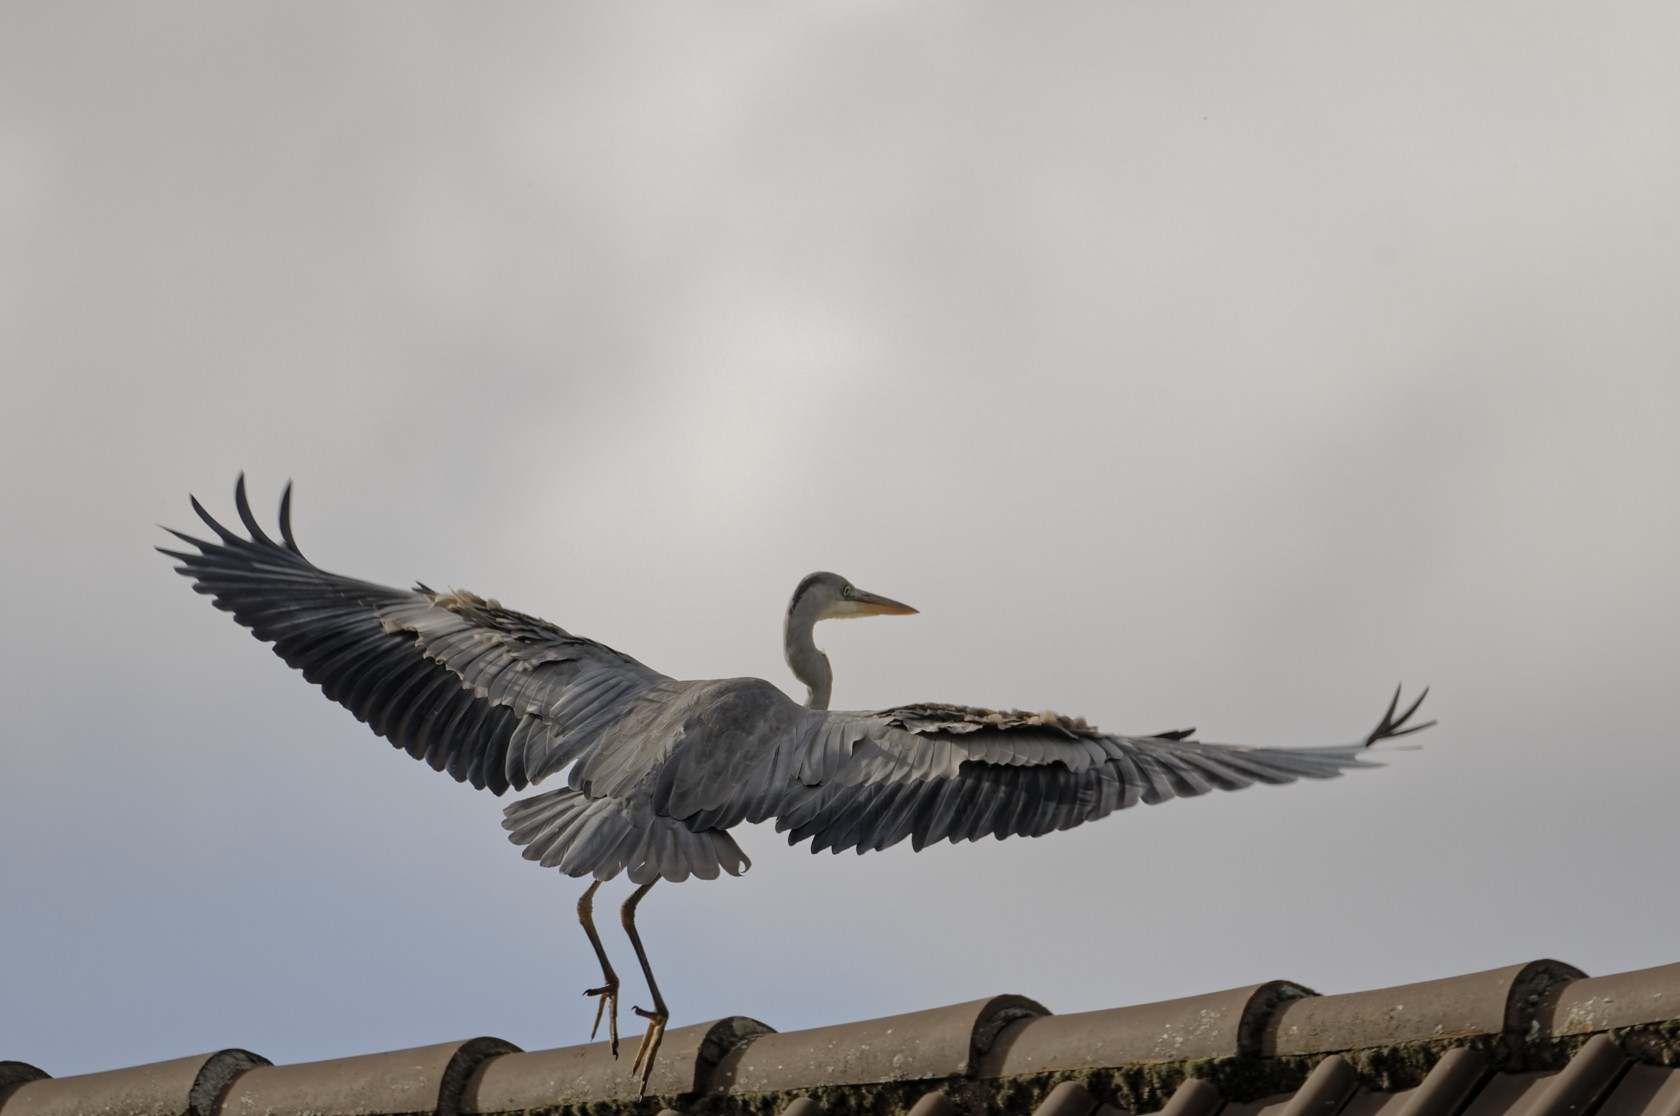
161,478,1432,1091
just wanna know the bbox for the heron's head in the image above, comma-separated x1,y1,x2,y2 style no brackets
788,571,918,624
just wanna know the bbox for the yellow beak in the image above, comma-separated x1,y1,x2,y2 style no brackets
831,588,918,618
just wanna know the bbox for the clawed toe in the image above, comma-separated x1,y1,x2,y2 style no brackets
630,1005,668,1094
585,980,620,1057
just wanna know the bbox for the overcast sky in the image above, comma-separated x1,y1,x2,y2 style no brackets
3,2,1677,1080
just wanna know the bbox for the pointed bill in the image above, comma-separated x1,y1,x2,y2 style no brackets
838,587,918,617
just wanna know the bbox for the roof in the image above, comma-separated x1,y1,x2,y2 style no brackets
3,958,1678,1116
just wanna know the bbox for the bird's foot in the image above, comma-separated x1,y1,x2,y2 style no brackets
630,1004,668,1095
585,978,620,1057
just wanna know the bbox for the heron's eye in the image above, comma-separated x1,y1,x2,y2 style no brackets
842,584,854,597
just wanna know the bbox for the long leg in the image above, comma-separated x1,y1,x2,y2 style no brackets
622,880,667,1093
577,879,620,1056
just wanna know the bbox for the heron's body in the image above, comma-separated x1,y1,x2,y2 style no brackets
162,478,1431,1088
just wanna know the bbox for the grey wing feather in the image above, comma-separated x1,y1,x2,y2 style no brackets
160,477,669,797
773,699,1413,856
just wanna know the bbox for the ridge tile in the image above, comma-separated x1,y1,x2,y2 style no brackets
708,996,1047,1094
1264,963,1585,1055
980,982,1315,1076
463,1017,771,1109
0,1064,49,1109
218,1037,515,1116
1543,965,1680,1037
0,1050,267,1116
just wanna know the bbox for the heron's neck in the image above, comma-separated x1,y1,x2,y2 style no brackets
784,600,832,710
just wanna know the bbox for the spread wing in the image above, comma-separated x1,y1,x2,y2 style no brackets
766,692,1431,856
160,476,670,796
162,477,1432,885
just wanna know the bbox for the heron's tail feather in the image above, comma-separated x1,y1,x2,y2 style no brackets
503,787,750,885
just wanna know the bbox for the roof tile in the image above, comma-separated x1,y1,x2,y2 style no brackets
1334,1049,1486,1116
1265,962,1586,1055
11,957,1680,1116
1032,1080,1103,1116
905,1092,957,1116
1390,1045,1490,1116
1278,1056,1360,1116
1522,1035,1628,1116
708,996,1046,1094
0,1050,268,1116
0,1064,49,1109
1597,1067,1680,1116
981,982,1316,1076
778,1097,822,1116
1223,1088,1298,1116
1158,1077,1225,1116
218,1037,513,1116
1339,1086,1411,1116
462,1017,770,1109
1461,1071,1559,1116
1543,965,1680,1037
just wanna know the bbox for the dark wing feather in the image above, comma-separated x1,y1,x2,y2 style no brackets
161,477,670,796
773,692,1428,855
